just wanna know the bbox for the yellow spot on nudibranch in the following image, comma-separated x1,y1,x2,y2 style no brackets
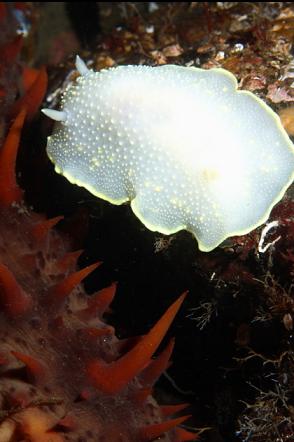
201,169,220,182
44,60,294,252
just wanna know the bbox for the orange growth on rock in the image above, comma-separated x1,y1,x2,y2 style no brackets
279,106,294,136
0,262,31,316
87,292,187,394
11,351,46,380
161,403,190,417
49,261,101,305
31,215,64,242
0,109,25,206
141,338,175,387
0,2,7,22
0,35,23,65
18,409,64,442
10,67,48,121
132,387,152,405
139,415,191,441
22,67,40,93
175,427,199,441
56,249,83,273
79,326,113,338
79,282,117,319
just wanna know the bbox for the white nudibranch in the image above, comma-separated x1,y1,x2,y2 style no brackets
42,56,294,252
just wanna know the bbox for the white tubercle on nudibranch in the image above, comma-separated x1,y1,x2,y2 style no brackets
41,109,67,122
75,54,90,76
42,56,294,252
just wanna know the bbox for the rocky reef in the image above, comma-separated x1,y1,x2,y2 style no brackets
0,3,293,442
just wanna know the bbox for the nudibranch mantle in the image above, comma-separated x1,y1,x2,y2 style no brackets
43,56,294,252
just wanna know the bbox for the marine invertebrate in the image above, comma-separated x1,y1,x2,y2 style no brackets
0,114,195,442
0,120,196,442
43,57,294,252
0,42,196,442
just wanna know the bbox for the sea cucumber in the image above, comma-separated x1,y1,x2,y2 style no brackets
0,36,196,442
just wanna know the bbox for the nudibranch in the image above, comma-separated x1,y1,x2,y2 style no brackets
43,56,294,252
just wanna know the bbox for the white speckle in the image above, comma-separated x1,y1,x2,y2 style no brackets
44,61,294,251
258,220,281,253
146,25,155,33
